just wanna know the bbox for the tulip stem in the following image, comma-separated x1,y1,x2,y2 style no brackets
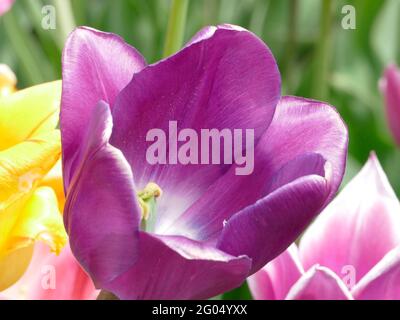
163,0,189,57
312,0,333,101
97,290,119,300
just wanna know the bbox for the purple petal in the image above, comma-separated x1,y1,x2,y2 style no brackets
247,245,304,300
380,64,400,146
61,27,146,188
352,246,400,300
286,266,353,300
299,153,400,281
64,101,141,285
169,152,327,241
260,96,348,204
110,25,281,231
166,96,346,244
102,232,251,300
216,174,330,274
184,24,245,47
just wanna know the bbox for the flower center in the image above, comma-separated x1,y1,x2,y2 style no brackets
137,182,162,231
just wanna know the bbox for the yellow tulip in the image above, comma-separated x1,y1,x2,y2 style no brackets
0,66,67,291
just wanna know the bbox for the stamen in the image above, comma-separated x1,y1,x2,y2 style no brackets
137,182,162,223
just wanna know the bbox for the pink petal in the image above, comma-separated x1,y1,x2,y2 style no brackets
380,64,400,146
352,246,400,300
1,243,98,300
300,153,400,282
286,265,353,300
0,0,14,16
248,244,304,300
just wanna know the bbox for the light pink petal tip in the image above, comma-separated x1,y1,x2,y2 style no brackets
286,265,353,300
300,152,400,281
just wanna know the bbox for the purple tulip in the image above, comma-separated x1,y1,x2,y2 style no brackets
61,25,348,299
380,64,400,146
248,153,400,300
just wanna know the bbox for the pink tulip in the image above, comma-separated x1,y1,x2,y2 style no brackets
0,0,14,16
248,153,400,300
380,64,400,146
0,243,98,300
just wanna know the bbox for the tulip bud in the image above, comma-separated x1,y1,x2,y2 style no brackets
0,0,14,16
380,64,400,146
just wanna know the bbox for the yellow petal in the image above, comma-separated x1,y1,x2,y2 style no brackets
0,244,33,291
6,186,67,256
0,64,17,98
0,80,61,150
40,160,65,213
0,130,61,252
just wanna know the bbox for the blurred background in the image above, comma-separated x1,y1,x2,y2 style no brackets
1,0,399,299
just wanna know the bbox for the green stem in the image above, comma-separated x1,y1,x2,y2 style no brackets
163,0,189,57
312,0,333,101
2,10,46,84
97,290,119,300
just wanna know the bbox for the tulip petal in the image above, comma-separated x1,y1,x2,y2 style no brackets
168,96,346,242
6,186,66,255
248,244,304,300
0,130,61,252
261,96,348,203
0,0,14,17
0,245,33,291
110,24,281,232
217,174,329,274
61,27,146,187
299,153,400,281
103,232,251,300
40,160,64,212
1,243,98,300
170,152,327,241
64,101,141,285
352,246,400,300
0,81,61,151
286,265,353,300
381,64,400,146
0,188,65,291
